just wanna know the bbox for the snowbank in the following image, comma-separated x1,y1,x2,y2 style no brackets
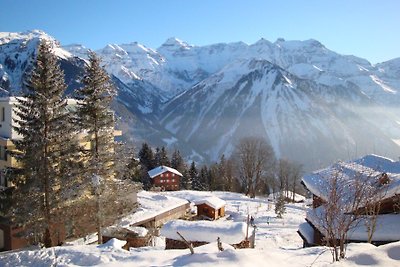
98,238,127,250
161,219,247,244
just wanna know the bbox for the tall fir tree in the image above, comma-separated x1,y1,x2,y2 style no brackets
75,50,116,244
11,40,80,247
198,166,210,191
117,145,141,183
189,161,201,190
171,148,185,173
138,143,155,170
138,142,155,189
154,146,170,167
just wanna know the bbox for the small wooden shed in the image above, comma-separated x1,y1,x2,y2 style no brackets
194,196,226,220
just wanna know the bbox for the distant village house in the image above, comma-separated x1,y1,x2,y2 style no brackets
148,166,182,191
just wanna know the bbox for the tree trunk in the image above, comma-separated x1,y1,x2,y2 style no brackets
43,125,53,248
339,239,345,259
96,192,102,244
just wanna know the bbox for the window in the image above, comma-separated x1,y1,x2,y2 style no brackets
1,107,4,122
172,179,175,182
160,174,164,177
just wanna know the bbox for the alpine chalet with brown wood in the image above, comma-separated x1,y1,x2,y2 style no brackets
148,166,183,191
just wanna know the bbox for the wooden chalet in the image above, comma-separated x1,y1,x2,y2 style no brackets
194,196,226,220
148,166,183,191
298,154,400,247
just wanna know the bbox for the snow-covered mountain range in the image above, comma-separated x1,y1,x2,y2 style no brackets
1,30,400,170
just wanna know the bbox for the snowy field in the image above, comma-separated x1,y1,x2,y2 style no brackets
0,190,399,266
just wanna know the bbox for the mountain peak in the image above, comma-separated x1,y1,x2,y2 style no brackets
0,29,56,45
120,42,157,55
161,37,191,49
254,38,273,46
26,29,48,36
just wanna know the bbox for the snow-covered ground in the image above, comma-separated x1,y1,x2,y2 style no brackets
1,190,399,266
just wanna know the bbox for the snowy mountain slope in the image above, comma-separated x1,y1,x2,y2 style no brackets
2,30,400,169
63,35,400,110
90,36,400,107
0,30,90,96
0,30,71,94
161,58,400,170
87,38,250,98
244,38,400,106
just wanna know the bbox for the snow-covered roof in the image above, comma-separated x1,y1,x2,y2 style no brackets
302,154,400,201
298,222,314,244
307,206,400,242
160,219,247,244
148,165,183,178
193,196,226,209
102,225,148,238
116,191,189,227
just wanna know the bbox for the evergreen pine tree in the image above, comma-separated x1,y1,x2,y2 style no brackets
180,168,191,190
171,148,185,173
138,143,155,170
154,146,170,167
114,144,141,183
75,50,116,244
154,147,161,166
122,155,142,184
138,143,154,189
208,164,219,191
198,166,210,191
275,193,286,218
159,146,170,166
11,40,80,247
189,161,201,190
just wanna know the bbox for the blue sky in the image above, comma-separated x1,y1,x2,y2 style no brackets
1,0,399,63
